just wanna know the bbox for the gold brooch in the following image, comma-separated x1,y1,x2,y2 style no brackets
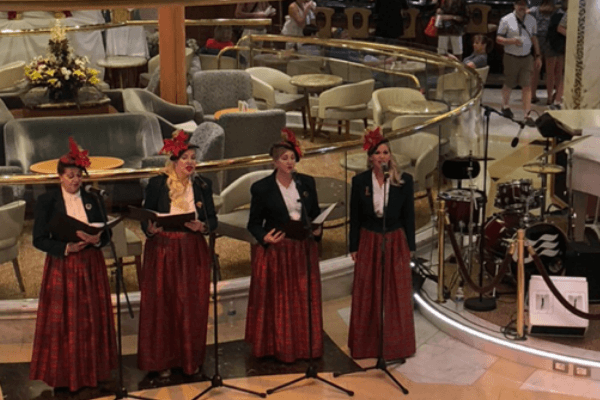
196,201,203,208
365,187,371,197
85,203,92,210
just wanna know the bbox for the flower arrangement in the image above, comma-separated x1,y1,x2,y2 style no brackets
24,21,100,101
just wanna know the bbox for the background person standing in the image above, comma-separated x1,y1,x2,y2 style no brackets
496,0,542,126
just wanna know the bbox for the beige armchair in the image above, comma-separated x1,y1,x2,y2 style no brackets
140,48,194,87
0,200,26,293
0,61,26,93
435,67,488,106
391,116,440,212
310,79,374,141
215,170,272,244
101,221,143,283
198,54,238,70
372,87,427,131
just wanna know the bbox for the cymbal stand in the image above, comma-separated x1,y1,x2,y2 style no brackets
566,147,575,240
539,138,552,220
464,104,496,312
89,193,156,400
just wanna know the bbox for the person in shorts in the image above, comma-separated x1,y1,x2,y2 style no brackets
496,0,542,126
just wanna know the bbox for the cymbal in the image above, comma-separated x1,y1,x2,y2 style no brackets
523,162,565,174
536,135,591,160
448,155,496,162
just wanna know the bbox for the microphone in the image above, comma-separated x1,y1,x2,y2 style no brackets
85,185,108,197
382,162,390,180
511,120,526,148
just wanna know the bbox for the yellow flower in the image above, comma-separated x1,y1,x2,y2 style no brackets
89,76,100,85
30,71,43,81
73,70,85,78
46,69,56,77
48,78,59,87
88,68,99,76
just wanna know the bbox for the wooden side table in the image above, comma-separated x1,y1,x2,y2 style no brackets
214,107,257,120
30,156,125,174
290,74,343,139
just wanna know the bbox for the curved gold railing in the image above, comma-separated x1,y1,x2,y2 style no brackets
0,18,271,37
0,34,482,186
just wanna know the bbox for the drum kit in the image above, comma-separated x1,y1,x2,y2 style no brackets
438,135,591,285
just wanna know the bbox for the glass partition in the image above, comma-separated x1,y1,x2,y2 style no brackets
0,23,482,301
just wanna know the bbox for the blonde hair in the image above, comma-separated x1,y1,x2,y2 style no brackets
164,160,193,212
366,142,404,187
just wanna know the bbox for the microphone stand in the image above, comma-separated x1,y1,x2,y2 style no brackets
333,168,409,395
464,105,496,312
266,174,354,397
89,192,155,400
190,175,266,400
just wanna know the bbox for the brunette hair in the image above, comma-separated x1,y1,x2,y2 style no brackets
213,25,233,43
57,160,86,176
472,34,492,53
270,141,300,161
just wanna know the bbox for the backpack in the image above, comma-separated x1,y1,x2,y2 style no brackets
547,11,566,54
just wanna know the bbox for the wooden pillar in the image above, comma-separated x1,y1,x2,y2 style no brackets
158,5,186,105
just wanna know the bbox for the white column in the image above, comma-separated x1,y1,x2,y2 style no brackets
563,0,600,109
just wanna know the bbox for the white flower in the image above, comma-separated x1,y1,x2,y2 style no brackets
61,67,72,80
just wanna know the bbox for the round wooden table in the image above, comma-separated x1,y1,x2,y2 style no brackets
339,152,412,173
97,56,148,88
213,107,257,120
388,100,449,116
30,156,125,174
391,61,427,74
290,74,344,140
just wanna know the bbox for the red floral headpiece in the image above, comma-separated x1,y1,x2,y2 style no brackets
362,126,385,153
160,130,191,158
59,137,91,168
282,128,303,159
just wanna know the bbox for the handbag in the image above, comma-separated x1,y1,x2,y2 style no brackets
425,16,438,37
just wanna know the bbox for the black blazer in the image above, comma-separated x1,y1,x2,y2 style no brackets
142,174,218,235
33,188,111,258
247,171,321,247
349,170,416,252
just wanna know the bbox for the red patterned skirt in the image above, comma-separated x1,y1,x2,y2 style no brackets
29,248,117,391
246,238,323,363
137,231,211,374
348,227,416,360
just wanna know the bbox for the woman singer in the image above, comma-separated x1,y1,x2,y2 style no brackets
137,130,217,379
30,137,117,394
348,128,416,361
245,129,323,363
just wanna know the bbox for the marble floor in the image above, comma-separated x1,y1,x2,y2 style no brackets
1,88,595,400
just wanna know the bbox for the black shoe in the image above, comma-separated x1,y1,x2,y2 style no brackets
501,107,514,119
525,116,536,127
531,96,540,104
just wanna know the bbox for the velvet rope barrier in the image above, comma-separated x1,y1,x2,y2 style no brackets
529,246,600,320
446,223,514,294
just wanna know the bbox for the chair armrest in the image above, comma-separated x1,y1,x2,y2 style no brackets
141,155,168,168
414,143,439,191
251,76,276,109
153,98,196,124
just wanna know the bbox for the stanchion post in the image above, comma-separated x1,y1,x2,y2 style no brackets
517,229,525,338
436,199,446,303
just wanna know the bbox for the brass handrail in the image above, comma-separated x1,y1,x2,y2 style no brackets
0,36,482,187
0,18,271,37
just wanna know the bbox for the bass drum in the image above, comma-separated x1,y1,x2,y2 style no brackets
483,218,567,279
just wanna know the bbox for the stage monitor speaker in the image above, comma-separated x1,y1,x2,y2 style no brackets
528,275,588,337
566,241,600,303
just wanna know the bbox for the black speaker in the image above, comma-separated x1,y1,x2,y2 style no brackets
565,242,600,303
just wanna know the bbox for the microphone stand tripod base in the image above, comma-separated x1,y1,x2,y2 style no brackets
464,296,497,312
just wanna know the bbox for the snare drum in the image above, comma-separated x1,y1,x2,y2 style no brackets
494,179,536,211
439,189,484,231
